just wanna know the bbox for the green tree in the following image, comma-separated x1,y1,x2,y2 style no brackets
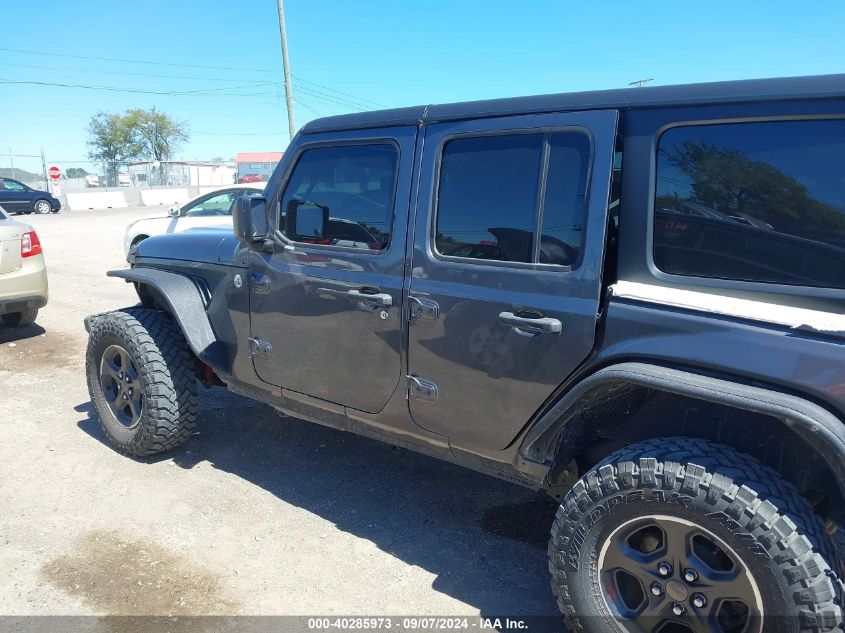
125,107,189,161
664,141,845,233
65,167,88,178
87,112,142,184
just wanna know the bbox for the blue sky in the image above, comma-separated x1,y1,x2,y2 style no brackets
1,0,843,174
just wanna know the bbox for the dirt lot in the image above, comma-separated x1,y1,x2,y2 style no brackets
0,208,562,620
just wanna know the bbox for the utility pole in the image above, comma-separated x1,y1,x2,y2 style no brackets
8,147,15,180
40,147,48,190
276,0,296,138
629,78,654,87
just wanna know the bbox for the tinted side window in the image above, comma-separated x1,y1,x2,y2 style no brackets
2,179,26,191
436,134,542,263
655,120,845,289
435,132,590,266
540,133,591,265
280,144,397,250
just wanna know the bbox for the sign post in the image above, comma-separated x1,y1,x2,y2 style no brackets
48,166,61,198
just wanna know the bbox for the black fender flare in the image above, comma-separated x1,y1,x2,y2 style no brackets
519,361,845,498
95,268,227,369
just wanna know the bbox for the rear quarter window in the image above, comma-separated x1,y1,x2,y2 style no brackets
654,119,845,289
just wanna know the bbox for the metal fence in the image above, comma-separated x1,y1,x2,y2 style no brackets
2,154,239,192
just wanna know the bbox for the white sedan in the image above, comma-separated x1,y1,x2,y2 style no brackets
123,183,265,257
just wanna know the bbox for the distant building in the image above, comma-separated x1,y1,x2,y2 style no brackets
235,152,283,182
127,161,236,187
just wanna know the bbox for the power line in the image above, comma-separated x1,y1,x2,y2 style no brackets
180,83,281,95
1,77,368,115
0,78,279,98
292,82,373,111
295,98,325,117
0,46,385,110
0,46,278,73
294,75,387,108
0,61,278,84
293,84,368,111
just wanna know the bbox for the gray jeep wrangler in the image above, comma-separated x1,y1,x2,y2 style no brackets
85,74,845,632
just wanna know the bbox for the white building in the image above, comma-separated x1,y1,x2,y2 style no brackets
127,161,236,187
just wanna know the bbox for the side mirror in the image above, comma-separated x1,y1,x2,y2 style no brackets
233,195,270,243
285,199,329,242
168,206,180,217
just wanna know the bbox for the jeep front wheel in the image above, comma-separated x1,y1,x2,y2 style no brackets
549,438,842,633
86,308,198,456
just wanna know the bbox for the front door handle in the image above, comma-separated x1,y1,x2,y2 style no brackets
347,289,393,307
498,311,562,335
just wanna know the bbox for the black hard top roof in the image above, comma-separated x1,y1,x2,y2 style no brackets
300,73,845,134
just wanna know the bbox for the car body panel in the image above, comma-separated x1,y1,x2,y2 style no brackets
133,228,246,267
596,298,845,420
0,217,24,275
248,125,418,414
617,98,845,313
0,211,48,314
123,183,265,256
404,110,618,451
0,178,61,214
120,74,845,503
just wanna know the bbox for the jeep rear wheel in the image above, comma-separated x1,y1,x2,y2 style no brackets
86,308,198,456
549,438,843,633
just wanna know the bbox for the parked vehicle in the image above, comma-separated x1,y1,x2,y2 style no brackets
123,183,265,256
85,74,845,632
0,178,61,215
238,174,262,183
0,206,48,326
85,175,100,187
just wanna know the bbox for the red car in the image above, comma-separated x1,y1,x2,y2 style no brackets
237,174,263,183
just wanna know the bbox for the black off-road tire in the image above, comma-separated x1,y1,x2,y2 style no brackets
86,308,198,456
1,308,38,327
549,437,843,632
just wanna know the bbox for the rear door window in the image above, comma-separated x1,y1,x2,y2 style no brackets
435,131,590,266
655,119,845,289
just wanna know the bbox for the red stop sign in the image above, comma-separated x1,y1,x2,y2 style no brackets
48,166,61,180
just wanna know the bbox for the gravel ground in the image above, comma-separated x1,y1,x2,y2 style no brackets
0,208,563,621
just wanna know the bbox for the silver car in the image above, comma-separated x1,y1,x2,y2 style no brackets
0,206,48,326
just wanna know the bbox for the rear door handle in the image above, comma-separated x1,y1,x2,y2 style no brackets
347,289,393,307
498,311,562,335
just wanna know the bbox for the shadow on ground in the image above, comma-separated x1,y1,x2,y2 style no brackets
75,390,564,626
0,321,46,344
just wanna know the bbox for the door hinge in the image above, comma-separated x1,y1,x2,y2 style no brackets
407,375,437,400
250,273,271,294
248,338,273,359
408,296,440,322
